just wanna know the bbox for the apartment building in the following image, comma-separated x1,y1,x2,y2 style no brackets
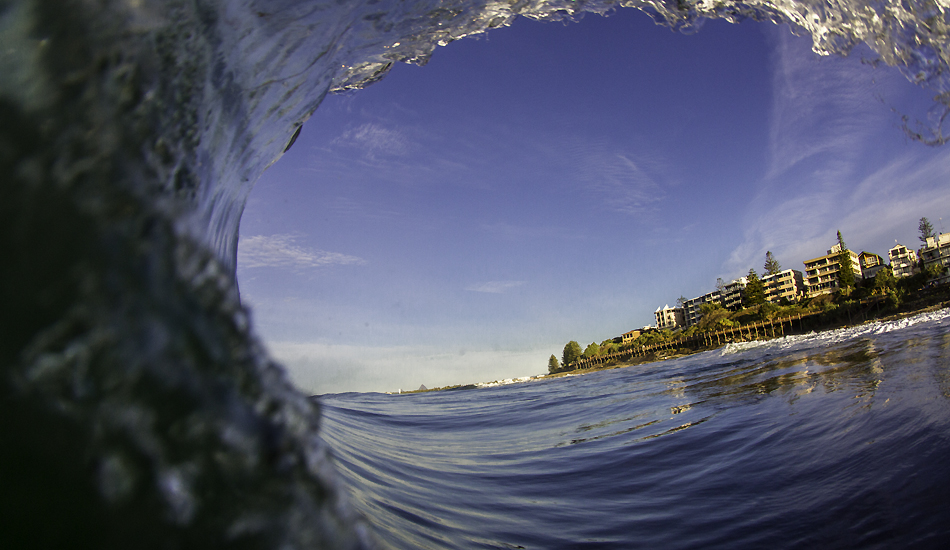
803,243,862,297
683,290,721,327
921,232,950,285
888,243,919,279
654,305,685,330
722,277,747,310
761,269,805,303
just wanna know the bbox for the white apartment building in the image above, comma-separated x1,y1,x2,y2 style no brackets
888,243,919,279
683,291,721,328
803,243,863,297
761,269,805,303
921,232,950,285
654,304,685,330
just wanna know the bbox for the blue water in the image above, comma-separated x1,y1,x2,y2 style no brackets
320,310,950,549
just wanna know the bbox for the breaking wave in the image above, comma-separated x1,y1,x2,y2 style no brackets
3,0,950,547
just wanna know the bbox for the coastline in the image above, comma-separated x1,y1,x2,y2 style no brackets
395,298,950,394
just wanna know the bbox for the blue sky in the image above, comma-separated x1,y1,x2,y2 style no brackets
237,9,950,394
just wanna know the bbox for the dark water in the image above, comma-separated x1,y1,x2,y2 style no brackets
320,310,950,549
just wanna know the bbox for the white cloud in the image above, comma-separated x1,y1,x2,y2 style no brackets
238,234,365,269
464,280,525,294
335,122,413,157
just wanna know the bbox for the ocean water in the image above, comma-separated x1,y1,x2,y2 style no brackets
5,0,950,548
320,310,950,549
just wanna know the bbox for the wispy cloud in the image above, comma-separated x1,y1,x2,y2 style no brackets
464,280,525,294
334,122,414,158
238,234,365,269
720,27,932,279
558,139,670,216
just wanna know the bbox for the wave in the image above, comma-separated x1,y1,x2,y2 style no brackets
3,0,950,547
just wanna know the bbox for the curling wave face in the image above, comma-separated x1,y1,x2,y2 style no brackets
2,0,950,548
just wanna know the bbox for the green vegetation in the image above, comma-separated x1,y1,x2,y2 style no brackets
562,341,582,367
548,219,949,375
836,230,855,292
919,217,935,243
744,269,766,306
764,251,782,276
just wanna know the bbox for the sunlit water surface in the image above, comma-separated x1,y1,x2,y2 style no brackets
320,310,950,549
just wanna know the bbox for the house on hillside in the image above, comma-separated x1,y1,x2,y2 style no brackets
621,329,641,344
858,251,886,279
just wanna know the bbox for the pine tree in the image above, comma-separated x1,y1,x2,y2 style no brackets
764,251,782,275
548,355,560,374
919,217,935,243
836,230,855,290
744,268,766,305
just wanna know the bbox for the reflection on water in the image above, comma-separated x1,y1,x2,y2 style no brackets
320,310,950,549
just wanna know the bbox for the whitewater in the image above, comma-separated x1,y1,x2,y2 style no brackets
3,0,950,548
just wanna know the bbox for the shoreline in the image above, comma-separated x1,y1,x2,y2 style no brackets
395,299,950,394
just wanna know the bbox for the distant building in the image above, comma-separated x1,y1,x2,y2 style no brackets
888,243,919,279
761,269,805,303
858,251,886,279
621,329,641,344
683,290,721,327
654,304,685,330
921,232,950,285
803,243,862,297
681,277,746,327
722,277,747,310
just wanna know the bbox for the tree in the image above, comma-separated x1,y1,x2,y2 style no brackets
744,268,766,305
873,266,897,295
562,341,582,367
548,355,561,374
583,342,600,358
764,251,782,276
716,277,726,295
676,295,687,309
836,230,855,291
919,217,936,244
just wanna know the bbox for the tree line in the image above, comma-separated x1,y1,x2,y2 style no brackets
548,218,947,374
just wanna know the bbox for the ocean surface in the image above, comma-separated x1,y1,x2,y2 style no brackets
319,309,950,549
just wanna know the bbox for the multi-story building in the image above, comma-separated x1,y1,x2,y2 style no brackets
858,252,886,279
722,277,747,310
654,305,685,330
681,277,747,327
761,269,805,303
683,290,721,327
921,232,950,285
888,243,919,279
803,243,863,297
